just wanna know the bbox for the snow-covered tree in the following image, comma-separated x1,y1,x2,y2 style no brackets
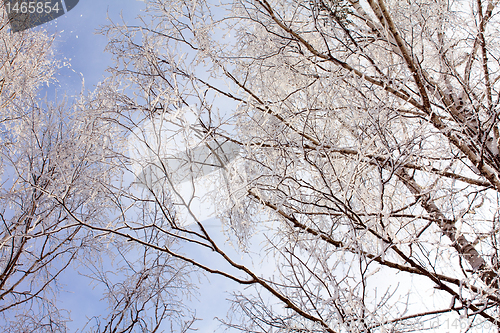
97,0,500,331
0,9,112,330
0,5,198,331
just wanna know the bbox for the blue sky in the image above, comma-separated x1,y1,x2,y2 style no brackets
31,2,256,331
44,0,145,95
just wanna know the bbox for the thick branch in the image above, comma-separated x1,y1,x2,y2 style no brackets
395,168,498,287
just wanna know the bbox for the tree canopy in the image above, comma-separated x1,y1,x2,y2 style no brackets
5,0,500,332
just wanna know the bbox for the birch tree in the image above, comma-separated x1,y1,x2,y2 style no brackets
0,8,75,330
0,5,198,331
96,0,500,331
